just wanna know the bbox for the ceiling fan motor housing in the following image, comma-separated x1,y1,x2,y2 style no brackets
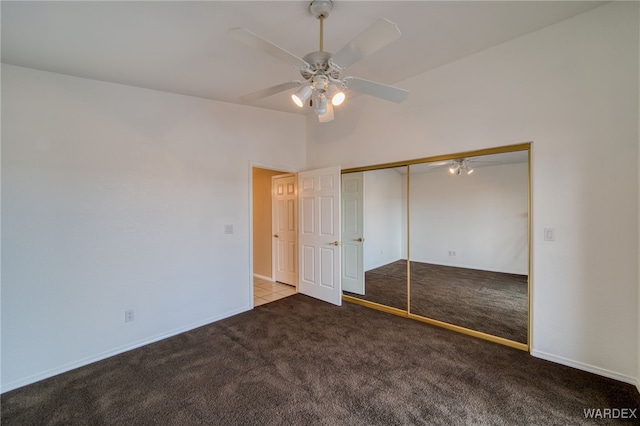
310,0,333,19
301,51,340,80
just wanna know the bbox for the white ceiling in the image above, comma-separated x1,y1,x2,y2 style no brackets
1,1,607,115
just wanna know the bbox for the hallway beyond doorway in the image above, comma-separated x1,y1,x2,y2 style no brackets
253,277,297,307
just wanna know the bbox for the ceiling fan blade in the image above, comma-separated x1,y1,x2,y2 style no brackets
240,81,302,103
332,18,401,69
343,77,409,103
227,27,309,68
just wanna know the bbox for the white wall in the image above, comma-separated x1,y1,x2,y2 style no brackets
1,65,306,392
410,162,528,274
307,2,639,384
362,168,406,271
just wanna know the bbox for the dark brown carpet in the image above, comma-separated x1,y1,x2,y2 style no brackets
410,261,528,343
345,260,528,343
345,260,408,310
2,294,638,425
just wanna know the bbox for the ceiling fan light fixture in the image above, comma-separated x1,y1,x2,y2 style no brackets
327,84,345,106
332,91,345,106
314,93,328,115
318,103,334,123
292,85,312,107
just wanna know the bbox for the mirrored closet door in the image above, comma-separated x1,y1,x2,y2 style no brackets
341,145,530,349
342,167,408,312
408,151,529,344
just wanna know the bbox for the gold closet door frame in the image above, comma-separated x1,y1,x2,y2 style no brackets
341,142,531,352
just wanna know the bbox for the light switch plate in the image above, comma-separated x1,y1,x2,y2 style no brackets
544,228,555,241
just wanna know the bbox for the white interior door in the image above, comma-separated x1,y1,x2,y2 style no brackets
298,166,342,305
272,174,297,286
341,172,365,294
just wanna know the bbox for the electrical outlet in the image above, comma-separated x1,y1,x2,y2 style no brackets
224,224,233,235
125,309,135,323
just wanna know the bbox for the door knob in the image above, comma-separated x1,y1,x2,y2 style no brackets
273,234,279,238
329,241,341,246
354,237,364,242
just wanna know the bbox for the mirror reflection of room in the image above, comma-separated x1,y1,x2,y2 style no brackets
341,148,529,346
408,151,529,343
342,166,408,311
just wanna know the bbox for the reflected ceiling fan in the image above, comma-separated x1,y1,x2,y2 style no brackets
227,0,409,123
448,159,475,175
418,157,510,175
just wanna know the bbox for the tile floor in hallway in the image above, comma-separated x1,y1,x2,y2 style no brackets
253,277,297,307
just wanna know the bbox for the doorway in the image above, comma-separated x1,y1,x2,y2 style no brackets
252,166,298,306
251,165,343,307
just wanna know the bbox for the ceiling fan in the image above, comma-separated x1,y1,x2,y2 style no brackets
416,157,514,176
227,0,409,123
448,159,475,175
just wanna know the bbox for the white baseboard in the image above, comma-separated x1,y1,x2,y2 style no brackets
411,258,526,276
253,273,273,281
531,350,638,387
364,257,405,272
365,258,526,276
1,305,251,394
